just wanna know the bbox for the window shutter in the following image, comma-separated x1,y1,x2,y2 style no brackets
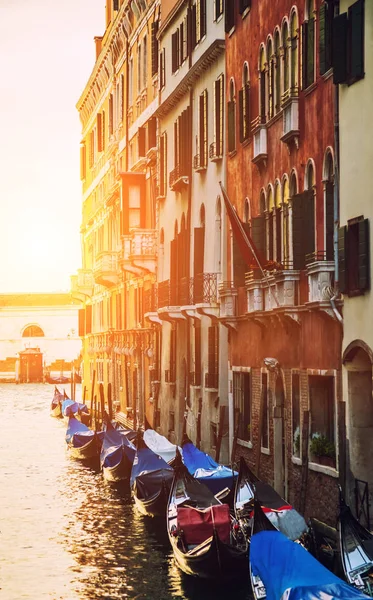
302,21,308,89
292,193,305,270
325,181,334,261
227,100,236,153
191,4,197,49
138,126,146,157
225,0,235,33
304,190,315,262
307,18,315,87
251,215,266,261
332,13,348,84
239,0,250,14
97,113,102,152
151,20,159,77
244,83,250,139
319,3,327,75
170,238,178,304
260,71,266,121
338,226,348,293
238,88,244,143
78,309,85,337
358,218,370,291
349,0,365,82
199,93,204,162
233,223,249,287
171,32,177,73
200,0,206,39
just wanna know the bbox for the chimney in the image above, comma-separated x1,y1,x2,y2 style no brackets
94,36,103,60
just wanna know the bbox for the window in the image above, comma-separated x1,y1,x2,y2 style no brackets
259,47,266,122
225,0,235,33
80,142,86,180
282,21,290,97
292,373,300,457
143,35,147,89
171,29,180,73
302,0,315,89
228,79,236,153
159,48,166,89
239,0,251,14
319,1,334,75
268,186,274,261
261,372,269,449
196,0,206,43
169,326,176,382
309,375,335,464
109,93,114,136
89,129,95,167
267,38,274,120
333,0,364,85
292,167,315,269
274,30,281,113
283,176,291,266
233,371,251,442
239,64,250,142
137,41,142,93
151,20,159,77
212,74,224,158
206,325,219,389
158,132,167,197
290,11,299,93
274,182,282,262
128,57,134,105
324,152,334,261
138,126,146,158
339,216,370,297
214,0,224,21
195,89,208,169
148,117,157,151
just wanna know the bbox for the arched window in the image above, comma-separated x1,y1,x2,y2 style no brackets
302,0,315,89
22,325,44,337
282,21,290,95
268,186,274,261
290,10,299,93
267,38,274,120
274,181,282,262
282,176,290,265
228,78,236,152
324,151,334,261
244,197,251,223
239,63,250,142
306,160,315,190
274,29,281,113
259,46,266,123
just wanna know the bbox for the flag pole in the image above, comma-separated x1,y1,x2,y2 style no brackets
219,181,279,308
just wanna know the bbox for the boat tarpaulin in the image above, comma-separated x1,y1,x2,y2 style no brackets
100,422,136,469
62,398,89,418
177,504,231,545
251,530,369,600
130,446,173,490
66,417,95,448
182,441,237,495
143,429,181,463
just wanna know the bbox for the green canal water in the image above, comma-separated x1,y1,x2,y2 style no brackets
0,384,251,600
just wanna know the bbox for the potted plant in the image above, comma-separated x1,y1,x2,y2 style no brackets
309,433,336,467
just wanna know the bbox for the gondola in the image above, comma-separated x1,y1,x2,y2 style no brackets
143,428,181,464
50,386,63,418
181,435,237,497
167,450,248,580
130,433,174,517
234,456,307,542
250,501,369,600
61,394,90,426
339,489,373,594
100,420,136,483
65,416,102,462
46,374,70,384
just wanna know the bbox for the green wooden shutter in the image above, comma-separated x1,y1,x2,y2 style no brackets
349,0,365,82
338,226,348,294
333,13,348,84
358,218,370,291
325,181,334,261
238,88,244,143
319,3,327,75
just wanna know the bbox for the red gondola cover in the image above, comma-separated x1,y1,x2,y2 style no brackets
177,504,231,545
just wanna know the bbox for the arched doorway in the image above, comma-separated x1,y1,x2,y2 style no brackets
343,341,373,518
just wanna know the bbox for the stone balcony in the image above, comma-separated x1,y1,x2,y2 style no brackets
70,269,94,300
120,229,157,275
246,269,301,318
306,258,337,320
93,251,119,287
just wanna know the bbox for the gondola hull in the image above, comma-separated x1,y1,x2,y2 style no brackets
170,531,247,580
103,453,132,483
50,402,62,418
67,435,100,461
133,478,171,517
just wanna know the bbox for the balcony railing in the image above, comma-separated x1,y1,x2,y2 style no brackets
281,96,299,148
144,285,158,313
93,251,119,287
306,252,335,303
252,121,268,165
193,153,207,172
169,165,189,190
209,141,223,161
194,273,218,304
179,276,194,305
158,280,179,308
245,268,300,312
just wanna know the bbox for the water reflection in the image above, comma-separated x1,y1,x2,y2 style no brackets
0,384,251,599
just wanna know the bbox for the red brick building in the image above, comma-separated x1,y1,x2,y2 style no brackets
222,0,342,524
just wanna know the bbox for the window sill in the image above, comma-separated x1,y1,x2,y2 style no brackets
242,137,252,148
237,438,252,449
303,82,317,97
261,446,270,455
228,149,237,158
291,455,302,465
228,26,236,38
308,461,339,478
321,68,333,82
265,111,283,128
241,7,250,19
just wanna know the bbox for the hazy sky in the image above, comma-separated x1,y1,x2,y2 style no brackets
0,0,103,292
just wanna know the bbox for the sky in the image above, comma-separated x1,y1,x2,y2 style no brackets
0,0,103,293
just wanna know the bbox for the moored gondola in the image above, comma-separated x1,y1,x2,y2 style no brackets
62,394,91,426
50,386,63,418
65,416,102,462
339,489,373,594
100,420,136,483
167,450,248,580
130,433,174,517
251,501,369,600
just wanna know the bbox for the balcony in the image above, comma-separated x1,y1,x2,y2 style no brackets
93,251,119,287
193,153,207,173
70,269,94,300
169,165,189,191
251,117,267,167
281,96,299,150
157,280,185,322
143,284,162,326
218,282,238,318
306,253,336,308
194,273,219,319
209,141,223,162
245,268,301,325
205,372,219,391
120,230,157,275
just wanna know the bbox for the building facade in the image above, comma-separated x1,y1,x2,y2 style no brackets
337,0,372,522
224,0,343,523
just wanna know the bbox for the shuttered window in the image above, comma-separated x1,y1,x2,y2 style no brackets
196,0,206,42
80,143,86,180
349,0,365,83
225,0,235,33
302,18,315,89
148,117,157,151
170,327,176,382
151,20,159,77
251,215,266,262
332,13,348,84
172,30,179,73
138,126,146,157
158,132,167,197
198,90,208,168
325,181,334,261
238,83,250,143
194,227,205,302
339,217,370,296
319,2,332,75
239,0,251,14
233,372,251,442
159,48,165,89
292,190,315,270
109,94,114,135
233,222,251,287
97,113,103,152
227,100,236,153
214,75,224,157
214,0,224,21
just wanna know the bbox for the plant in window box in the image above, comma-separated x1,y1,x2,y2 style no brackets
309,433,336,467
293,425,300,456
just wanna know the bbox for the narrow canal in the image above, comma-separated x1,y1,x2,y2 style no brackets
0,384,251,600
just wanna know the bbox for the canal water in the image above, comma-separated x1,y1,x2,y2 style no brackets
0,384,251,600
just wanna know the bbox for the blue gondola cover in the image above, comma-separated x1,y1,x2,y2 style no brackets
131,446,173,499
100,422,136,469
66,417,95,448
62,398,89,418
182,441,237,495
251,530,369,600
